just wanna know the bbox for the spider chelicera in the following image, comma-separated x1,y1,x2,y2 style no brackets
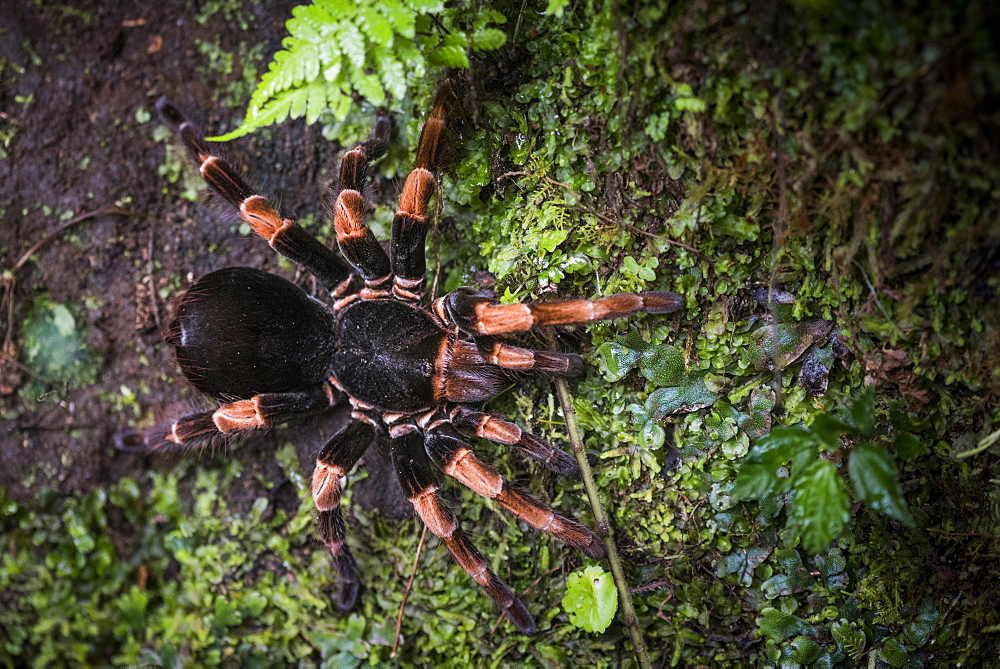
133,81,682,634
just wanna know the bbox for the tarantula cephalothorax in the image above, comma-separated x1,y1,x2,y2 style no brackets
136,82,682,633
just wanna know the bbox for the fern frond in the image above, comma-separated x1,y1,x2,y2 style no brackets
209,0,509,141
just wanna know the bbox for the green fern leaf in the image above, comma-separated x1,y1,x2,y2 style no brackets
338,21,367,69
212,81,338,141
408,0,445,12
378,0,416,38
376,51,408,100
351,69,386,106
221,0,506,137
358,5,393,44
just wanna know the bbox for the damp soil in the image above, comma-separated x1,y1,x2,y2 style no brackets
0,2,409,519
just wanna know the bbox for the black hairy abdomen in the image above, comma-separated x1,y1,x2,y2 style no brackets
168,267,336,400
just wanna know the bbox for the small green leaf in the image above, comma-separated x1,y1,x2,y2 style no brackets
471,27,507,51
903,599,939,647
840,389,876,435
715,547,771,586
595,342,642,381
732,462,790,501
791,460,850,554
748,426,817,472
638,420,665,449
563,566,618,633
639,344,686,386
620,329,655,353
118,586,148,628
241,591,268,618
756,608,810,641
23,298,99,388
877,637,909,667
808,413,851,450
713,214,759,241
211,597,242,631
788,635,822,663
646,377,716,418
893,432,927,461
545,0,569,15
849,442,915,527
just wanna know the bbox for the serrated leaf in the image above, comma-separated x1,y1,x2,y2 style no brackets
563,566,618,633
849,442,915,527
408,0,445,11
377,0,416,37
350,69,386,105
337,21,367,69
791,460,850,554
118,586,148,628
732,462,791,501
358,5,393,44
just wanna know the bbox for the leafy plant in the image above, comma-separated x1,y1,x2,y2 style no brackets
732,390,924,553
20,297,99,397
562,566,618,634
212,0,507,140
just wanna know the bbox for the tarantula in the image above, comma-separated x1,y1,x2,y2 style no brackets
134,82,682,634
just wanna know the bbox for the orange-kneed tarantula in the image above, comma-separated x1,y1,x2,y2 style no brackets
132,81,682,633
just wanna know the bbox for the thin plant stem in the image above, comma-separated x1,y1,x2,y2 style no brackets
546,331,651,669
392,524,428,657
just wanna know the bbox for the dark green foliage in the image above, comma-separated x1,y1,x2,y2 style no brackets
734,392,917,552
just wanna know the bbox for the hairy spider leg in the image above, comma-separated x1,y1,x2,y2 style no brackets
447,405,579,476
389,81,453,302
155,98,356,296
438,287,684,336
121,386,333,454
332,119,393,291
311,413,377,612
423,423,604,558
474,339,584,376
391,430,538,634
